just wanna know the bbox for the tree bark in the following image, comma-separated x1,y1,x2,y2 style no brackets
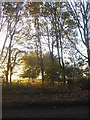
10,66,12,84
54,7,61,69
59,28,66,85
36,17,45,82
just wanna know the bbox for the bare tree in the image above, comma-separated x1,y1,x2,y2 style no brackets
69,0,90,67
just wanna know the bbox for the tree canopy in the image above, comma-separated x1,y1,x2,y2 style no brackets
0,1,89,84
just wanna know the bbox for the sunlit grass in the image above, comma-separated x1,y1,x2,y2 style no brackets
12,78,42,86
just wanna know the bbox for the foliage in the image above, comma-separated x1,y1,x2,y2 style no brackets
21,52,40,79
65,65,83,80
43,53,61,83
0,1,89,84
74,78,89,89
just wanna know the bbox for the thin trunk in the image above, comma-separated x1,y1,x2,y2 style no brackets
57,41,61,68
1,20,9,58
73,62,75,80
6,43,11,83
10,73,12,84
87,36,90,68
55,27,61,68
57,13,66,85
39,41,44,82
36,18,44,82
86,16,90,78
54,8,61,68
51,25,54,60
36,43,44,82
62,60,66,85
46,18,54,60
87,47,90,79
59,30,66,85
5,18,17,83
51,33,54,60
46,22,51,55
87,48,90,68
10,66,12,84
6,36,12,83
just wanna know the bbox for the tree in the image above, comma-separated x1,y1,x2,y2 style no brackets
21,52,40,80
43,53,61,85
0,3,24,83
69,0,90,67
65,64,83,80
0,1,88,85
42,2,78,85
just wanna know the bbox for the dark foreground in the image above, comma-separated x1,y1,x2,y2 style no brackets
3,105,88,118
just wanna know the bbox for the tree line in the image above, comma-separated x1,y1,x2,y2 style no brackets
0,1,89,85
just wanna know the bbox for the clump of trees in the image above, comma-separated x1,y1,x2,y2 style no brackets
20,51,87,87
0,1,89,86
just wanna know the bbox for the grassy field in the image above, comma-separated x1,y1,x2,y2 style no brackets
2,80,89,108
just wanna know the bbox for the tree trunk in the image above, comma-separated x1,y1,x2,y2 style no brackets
6,70,8,83
36,17,45,82
86,32,90,79
62,61,66,86
6,51,11,83
87,45,90,68
51,33,54,60
73,62,75,80
54,8,61,69
10,66,12,84
87,48,90,79
39,42,44,82
46,23,51,56
59,29,66,86
10,73,12,84
51,25,54,60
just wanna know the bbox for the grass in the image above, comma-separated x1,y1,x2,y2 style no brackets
2,81,88,108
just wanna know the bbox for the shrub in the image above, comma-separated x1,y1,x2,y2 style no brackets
74,78,88,89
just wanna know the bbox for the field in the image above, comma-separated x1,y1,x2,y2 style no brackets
2,80,89,109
